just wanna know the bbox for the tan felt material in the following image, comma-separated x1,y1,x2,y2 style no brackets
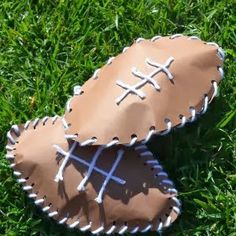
7,117,180,234
64,35,223,145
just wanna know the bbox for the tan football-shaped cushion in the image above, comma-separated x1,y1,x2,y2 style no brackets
6,117,180,234
64,35,224,145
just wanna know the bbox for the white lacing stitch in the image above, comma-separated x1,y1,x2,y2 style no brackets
52,115,59,124
66,97,73,112
136,37,145,43
107,57,115,65
135,144,147,151
116,57,174,104
141,224,152,232
23,185,33,191
118,225,128,234
212,81,218,98
42,206,51,212
92,68,101,79
157,222,163,231
142,128,155,144
151,35,161,42
161,120,172,135
7,132,16,145
170,34,183,39
106,225,116,234
29,193,37,198
10,163,16,167
61,117,69,129
153,164,162,171
217,48,225,61
218,66,224,78
69,220,80,228
73,85,82,95
189,107,196,122
42,116,49,125
130,226,139,234
32,118,40,129
178,115,187,128
122,46,129,53
80,137,97,146
64,134,78,139
54,141,78,182
162,179,173,186
164,216,172,227
77,146,105,191
48,211,58,217
35,198,44,205
126,135,138,147
17,178,27,183
140,151,153,157
95,149,124,204
206,42,219,47
80,222,92,232
173,206,181,215
92,226,104,234
6,154,15,159
167,188,178,194
188,36,200,40
156,171,168,177
59,217,68,224
7,124,20,145
146,57,174,80
206,42,225,61
6,145,14,151
172,196,181,207
116,80,146,100
105,138,119,148
145,160,159,165
24,120,31,129
11,125,20,136
201,96,209,114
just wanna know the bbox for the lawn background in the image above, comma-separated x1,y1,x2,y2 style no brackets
0,0,235,235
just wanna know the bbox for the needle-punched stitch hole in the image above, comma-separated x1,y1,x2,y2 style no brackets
113,221,116,225
69,108,72,113
131,134,137,139
124,222,128,225
149,126,155,131
159,218,162,222
165,213,169,217
164,118,170,123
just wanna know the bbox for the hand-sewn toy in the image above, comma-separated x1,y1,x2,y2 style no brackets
6,117,179,233
6,34,224,234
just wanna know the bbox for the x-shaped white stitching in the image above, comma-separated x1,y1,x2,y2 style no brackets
116,57,174,104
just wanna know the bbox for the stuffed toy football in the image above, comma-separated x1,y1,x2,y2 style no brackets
6,34,224,234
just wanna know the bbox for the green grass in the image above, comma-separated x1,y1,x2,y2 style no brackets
0,0,235,235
